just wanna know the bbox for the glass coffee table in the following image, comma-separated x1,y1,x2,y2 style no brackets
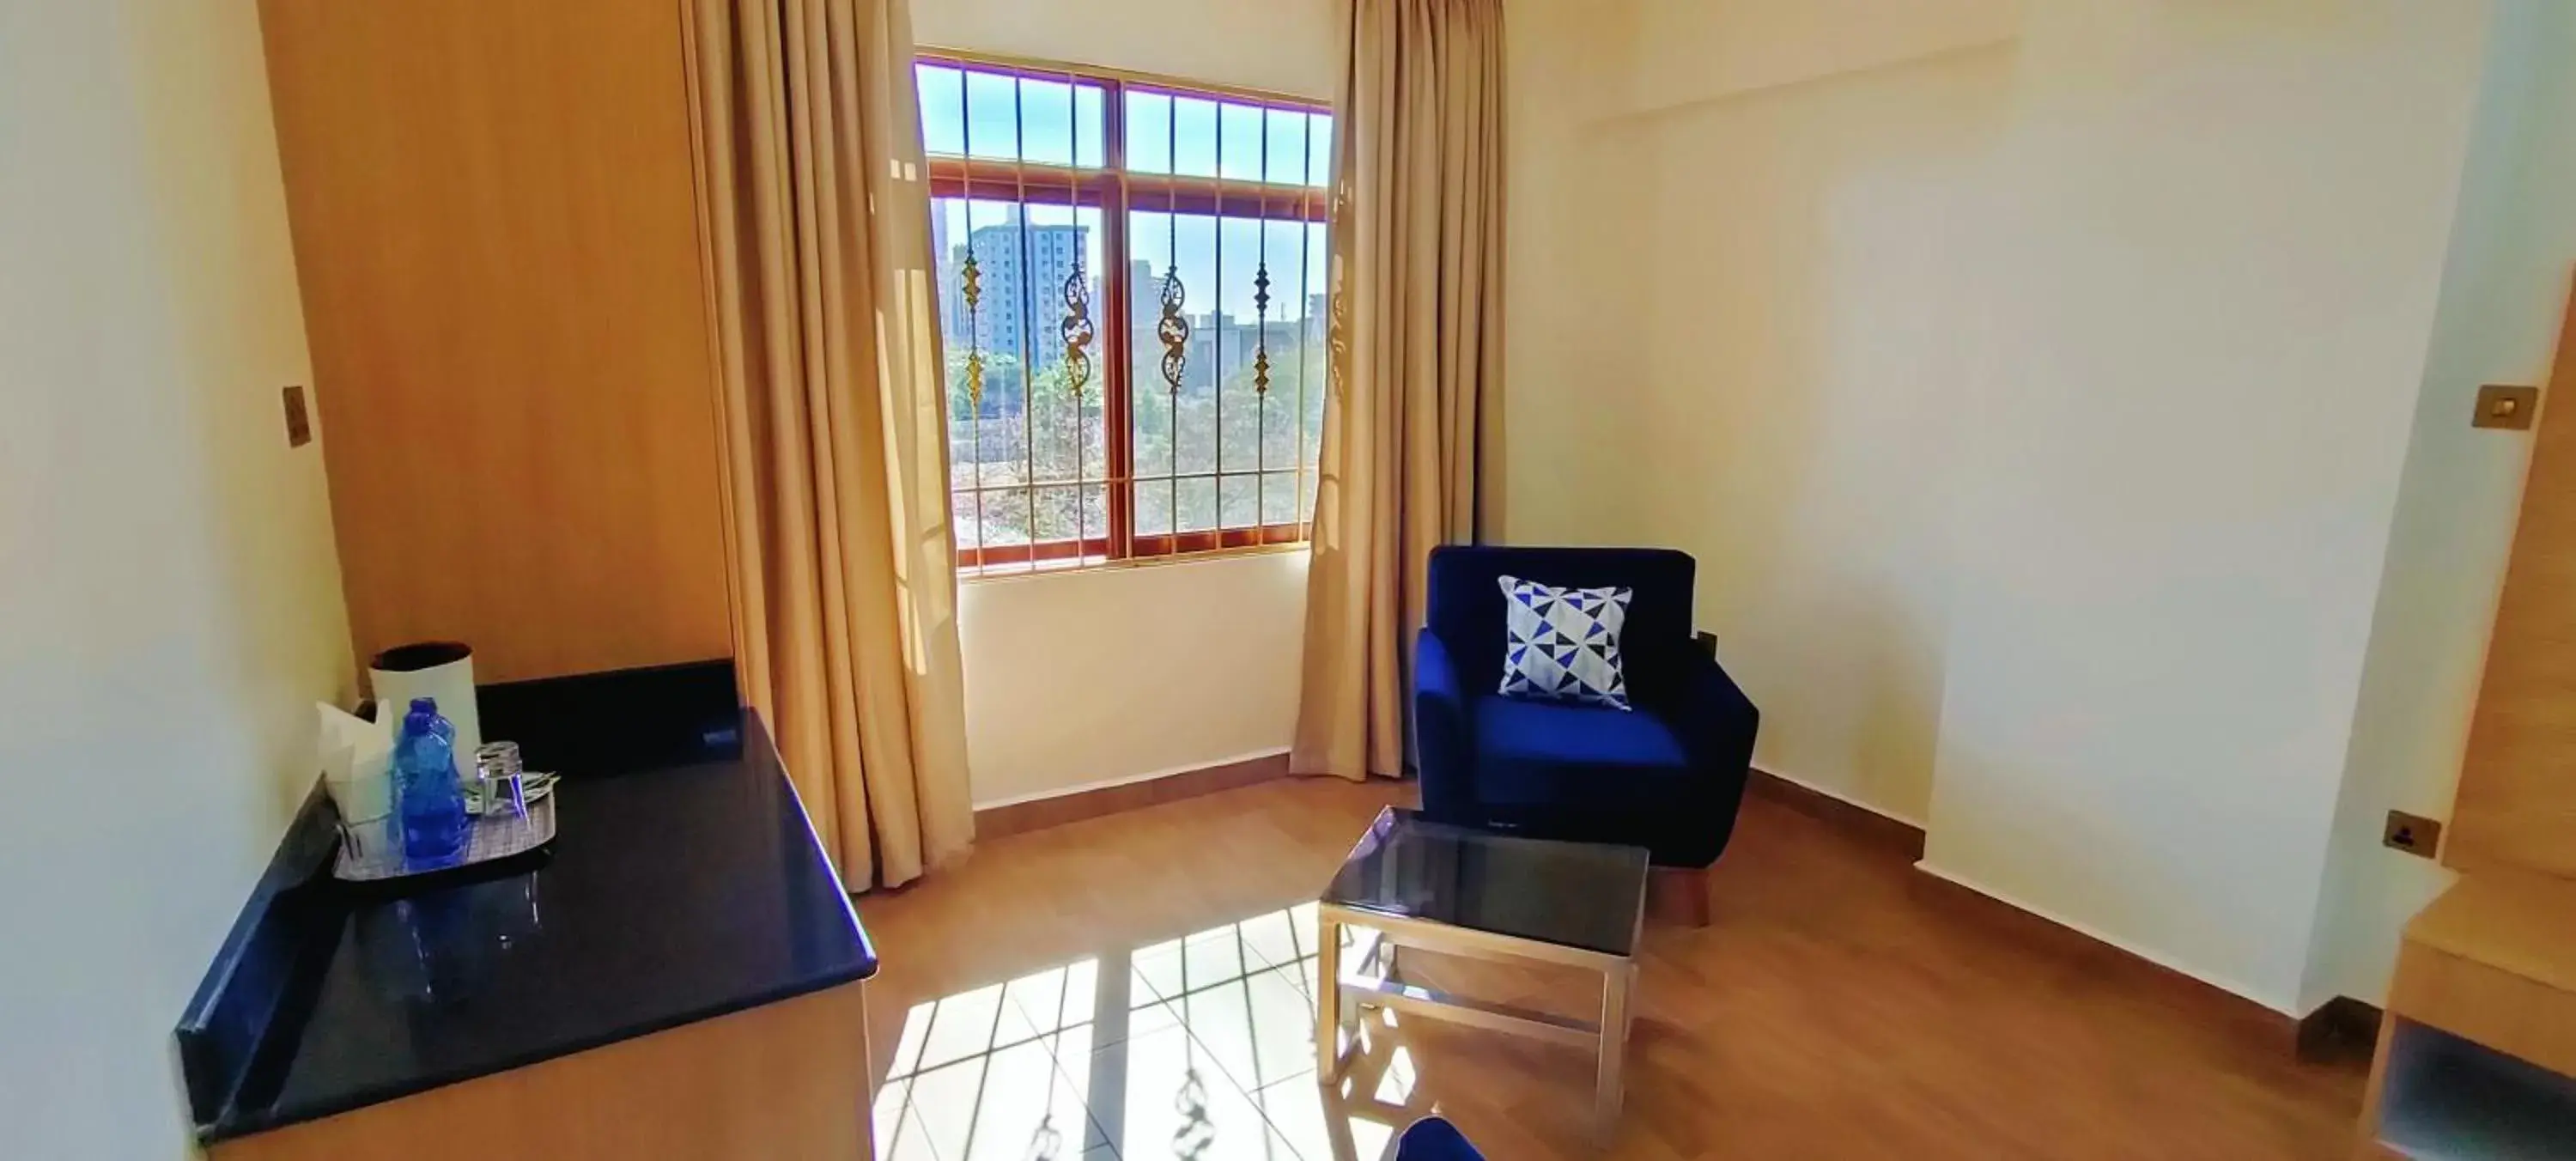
1315,807,1651,1139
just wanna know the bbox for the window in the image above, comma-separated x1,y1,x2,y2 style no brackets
918,53,1332,572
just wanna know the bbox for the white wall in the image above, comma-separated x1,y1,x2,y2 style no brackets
1507,0,2021,824
914,0,1338,100
1501,0,1653,549
1917,0,2489,1013
1504,0,2032,824
957,554,1309,805
1600,1,2020,824
1507,0,2509,1014
910,0,1337,805
2300,0,2576,1011
0,0,355,1155
1626,0,2020,113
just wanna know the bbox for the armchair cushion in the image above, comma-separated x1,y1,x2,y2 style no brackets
1497,575,1635,709
1431,547,1695,706
1473,696,1687,811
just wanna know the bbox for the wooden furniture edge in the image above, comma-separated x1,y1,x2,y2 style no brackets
2385,928,2576,1081
2444,273,2576,878
2355,873,2576,1152
1646,865,1713,927
2401,871,2576,995
208,981,872,1161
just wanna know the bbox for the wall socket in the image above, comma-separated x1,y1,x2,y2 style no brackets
282,385,313,447
2383,810,2442,859
2473,384,2538,430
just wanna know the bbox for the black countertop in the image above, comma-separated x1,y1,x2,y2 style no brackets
177,664,877,1144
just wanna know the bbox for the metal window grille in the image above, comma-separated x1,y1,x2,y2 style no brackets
918,52,1333,574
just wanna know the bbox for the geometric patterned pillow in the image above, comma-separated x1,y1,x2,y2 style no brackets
1497,574,1633,710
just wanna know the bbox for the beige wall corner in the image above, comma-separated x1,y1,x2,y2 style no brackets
1,0,355,1154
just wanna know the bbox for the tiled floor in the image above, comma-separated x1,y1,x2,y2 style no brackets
855,776,2367,1160
871,899,1406,1161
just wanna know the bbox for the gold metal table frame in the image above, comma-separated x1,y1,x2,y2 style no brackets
1315,896,1643,1143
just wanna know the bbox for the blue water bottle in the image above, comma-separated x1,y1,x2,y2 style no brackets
393,697,470,871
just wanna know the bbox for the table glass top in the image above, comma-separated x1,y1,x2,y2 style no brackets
1319,808,1650,957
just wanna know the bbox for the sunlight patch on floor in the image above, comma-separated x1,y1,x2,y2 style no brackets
872,905,1431,1161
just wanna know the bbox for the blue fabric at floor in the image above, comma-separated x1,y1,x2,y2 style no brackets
1394,1116,1485,1161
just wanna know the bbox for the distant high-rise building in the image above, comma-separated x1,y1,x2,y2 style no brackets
1113,264,1327,398
1130,258,1157,326
965,222,1087,377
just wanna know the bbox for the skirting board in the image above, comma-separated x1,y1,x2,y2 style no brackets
975,750,1292,840
2294,995,2382,1066
1913,859,2300,1018
1753,766,1928,830
1755,769,2317,1041
973,746,1291,810
1747,767,1927,859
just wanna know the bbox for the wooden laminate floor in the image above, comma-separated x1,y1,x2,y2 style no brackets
854,777,2365,1160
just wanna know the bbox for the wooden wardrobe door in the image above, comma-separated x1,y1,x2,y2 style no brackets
259,0,730,683
2451,281,2576,878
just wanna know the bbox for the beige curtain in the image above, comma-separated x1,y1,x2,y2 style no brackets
683,0,974,890
1293,0,1508,781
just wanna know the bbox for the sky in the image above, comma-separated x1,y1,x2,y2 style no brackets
916,64,1332,185
919,64,1334,323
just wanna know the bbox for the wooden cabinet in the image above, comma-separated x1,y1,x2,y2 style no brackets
208,980,873,1161
2355,280,2576,1158
2358,876,2576,1160
2448,277,2576,879
258,0,731,684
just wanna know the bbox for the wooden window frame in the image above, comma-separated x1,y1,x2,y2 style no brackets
919,49,1331,574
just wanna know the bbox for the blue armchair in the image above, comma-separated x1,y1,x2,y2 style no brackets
1414,546,1759,873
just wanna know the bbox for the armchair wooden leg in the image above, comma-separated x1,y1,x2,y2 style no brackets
1646,866,1713,928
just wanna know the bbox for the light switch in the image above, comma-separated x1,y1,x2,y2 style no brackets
2472,384,2537,430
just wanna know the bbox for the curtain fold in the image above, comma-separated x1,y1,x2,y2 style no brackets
1293,0,1508,782
683,0,975,890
